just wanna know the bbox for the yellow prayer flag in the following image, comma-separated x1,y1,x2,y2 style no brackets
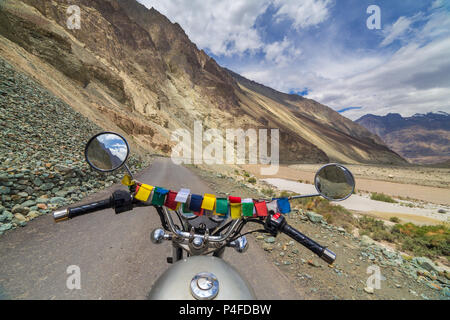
135,184,154,202
201,193,216,211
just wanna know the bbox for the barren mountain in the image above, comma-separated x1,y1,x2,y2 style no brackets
0,0,405,164
356,112,450,164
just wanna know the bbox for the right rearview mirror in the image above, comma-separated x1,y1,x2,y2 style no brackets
314,164,355,201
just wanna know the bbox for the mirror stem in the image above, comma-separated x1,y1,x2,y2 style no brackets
289,194,320,200
124,163,134,180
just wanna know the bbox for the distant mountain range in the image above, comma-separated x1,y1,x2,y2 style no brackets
356,112,450,164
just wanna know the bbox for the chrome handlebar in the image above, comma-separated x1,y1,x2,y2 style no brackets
160,206,241,243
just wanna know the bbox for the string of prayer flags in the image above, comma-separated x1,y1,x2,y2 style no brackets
275,197,291,214
152,187,169,206
189,194,203,213
134,184,154,202
164,190,178,210
254,200,268,217
242,198,254,217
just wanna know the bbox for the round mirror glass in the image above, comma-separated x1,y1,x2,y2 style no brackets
314,164,355,201
85,132,129,172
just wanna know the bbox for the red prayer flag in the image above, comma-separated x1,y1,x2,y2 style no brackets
254,201,268,217
164,190,178,210
229,196,241,203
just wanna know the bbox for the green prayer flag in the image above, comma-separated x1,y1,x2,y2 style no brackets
242,202,254,217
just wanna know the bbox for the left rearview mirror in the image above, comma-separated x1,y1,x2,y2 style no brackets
85,132,130,172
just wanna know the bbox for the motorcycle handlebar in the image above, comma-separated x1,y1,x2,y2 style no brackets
281,223,336,264
53,198,112,222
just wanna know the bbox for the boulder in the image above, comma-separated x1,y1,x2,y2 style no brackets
306,211,324,223
412,257,442,273
360,235,375,246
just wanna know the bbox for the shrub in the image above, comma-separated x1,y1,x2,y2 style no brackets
392,223,449,259
261,188,275,197
370,192,397,203
390,217,400,223
248,177,256,184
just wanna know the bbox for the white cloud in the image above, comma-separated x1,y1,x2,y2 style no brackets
138,0,270,56
138,0,332,56
273,0,333,30
380,13,423,47
263,37,302,66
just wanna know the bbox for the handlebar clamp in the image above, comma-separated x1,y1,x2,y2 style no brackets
264,212,286,236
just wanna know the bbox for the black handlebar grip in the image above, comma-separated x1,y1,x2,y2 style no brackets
282,224,336,264
53,198,112,222
69,198,112,218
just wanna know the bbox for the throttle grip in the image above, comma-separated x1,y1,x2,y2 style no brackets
282,224,336,264
53,198,112,222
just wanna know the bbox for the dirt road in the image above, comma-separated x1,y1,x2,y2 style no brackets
0,158,303,300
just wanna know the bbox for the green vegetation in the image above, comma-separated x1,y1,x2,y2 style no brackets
392,223,450,259
293,197,355,231
248,177,256,184
358,216,396,242
389,217,401,223
243,171,250,178
370,192,397,203
357,216,449,260
261,187,275,197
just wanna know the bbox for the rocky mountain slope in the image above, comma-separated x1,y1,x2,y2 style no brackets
0,0,405,165
0,58,147,235
356,112,450,164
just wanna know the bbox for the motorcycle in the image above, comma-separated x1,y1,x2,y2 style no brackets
52,132,356,300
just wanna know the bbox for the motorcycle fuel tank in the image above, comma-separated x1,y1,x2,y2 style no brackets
148,256,256,300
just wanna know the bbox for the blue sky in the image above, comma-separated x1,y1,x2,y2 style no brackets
138,0,450,120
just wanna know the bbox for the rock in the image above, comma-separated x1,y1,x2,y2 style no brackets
39,183,55,191
26,211,39,220
337,227,346,233
0,206,4,214
360,235,375,246
0,223,13,232
49,197,66,204
36,198,49,204
0,186,11,195
255,235,264,240
443,287,450,297
263,244,273,251
307,260,320,267
12,205,30,215
364,287,374,294
306,211,324,223
21,200,36,208
14,213,27,222
438,209,446,214
37,203,48,210
264,237,276,244
412,257,442,273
